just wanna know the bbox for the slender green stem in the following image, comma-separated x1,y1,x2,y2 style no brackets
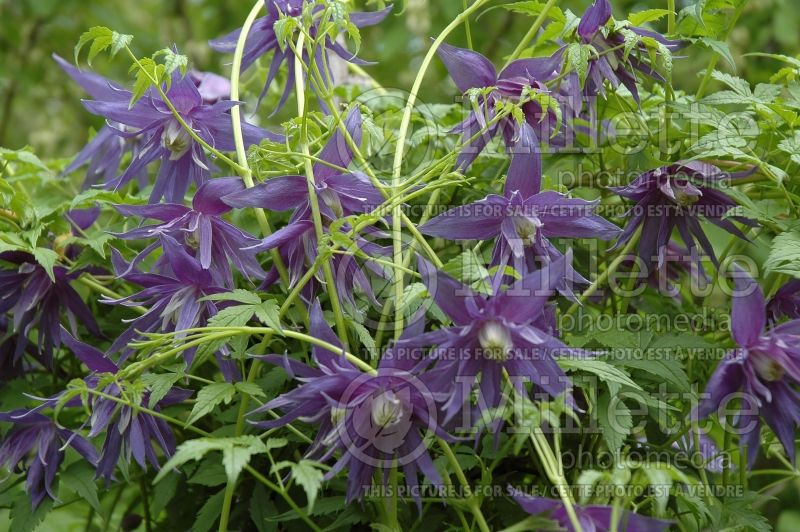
77,274,147,315
229,0,291,288
463,0,474,49
667,0,676,34
291,32,350,350
504,0,558,67
696,1,747,99
218,481,236,532
390,0,491,341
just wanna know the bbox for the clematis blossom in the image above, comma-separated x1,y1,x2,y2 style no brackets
210,0,392,112
0,409,98,508
0,251,102,368
405,255,579,426
249,302,446,504
421,126,620,285
610,161,756,274
696,268,800,467
112,177,263,287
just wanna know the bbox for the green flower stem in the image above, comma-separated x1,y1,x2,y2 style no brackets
292,32,350,351
530,430,583,532
229,0,291,288
504,0,558,67
77,274,147,315
390,0,491,342
667,0,676,34
564,228,642,319
696,1,748,100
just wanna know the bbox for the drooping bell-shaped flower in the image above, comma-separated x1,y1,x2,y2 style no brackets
696,268,800,467
0,409,98,508
421,125,620,285
112,177,263,287
767,279,800,322
209,0,392,113
249,302,446,504
610,161,756,274
0,251,102,368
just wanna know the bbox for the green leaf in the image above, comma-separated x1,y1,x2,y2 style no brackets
10,493,52,532
156,436,267,485
696,38,736,70
273,16,299,51
766,231,800,278
628,8,673,27
153,48,188,78
140,372,182,409
129,57,166,105
206,304,256,329
186,382,236,425
566,43,591,88
273,459,324,510
201,289,261,305
596,393,633,455
193,489,226,532
74,26,132,65
61,462,102,513
254,299,282,331
778,131,800,166
32,248,59,282
235,381,266,399
559,358,642,395
151,470,179,517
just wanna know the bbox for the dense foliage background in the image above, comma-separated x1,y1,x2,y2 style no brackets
4,0,800,531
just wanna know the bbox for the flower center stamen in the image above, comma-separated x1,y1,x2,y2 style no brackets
478,321,512,362
161,121,192,160
370,390,404,428
751,352,785,382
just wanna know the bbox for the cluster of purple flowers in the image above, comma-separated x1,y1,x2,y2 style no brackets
1,1,794,529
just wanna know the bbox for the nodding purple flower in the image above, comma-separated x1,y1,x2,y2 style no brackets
77,67,281,203
405,255,578,426
672,433,727,474
55,330,189,483
249,302,445,504
0,409,98,508
223,108,387,307
564,0,685,103
0,251,102,368
102,236,239,380
209,1,392,113
112,177,263,288
437,43,567,169
56,55,235,191
510,489,671,532
610,161,756,274
767,279,800,322
696,268,800,467
420,133,620,286
222,107,383,219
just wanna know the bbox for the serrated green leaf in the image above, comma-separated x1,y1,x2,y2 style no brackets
201,289,261,305
596,394,632,455
186,382,236,425
32,248,59,282
254,299,282,331
628,9,673,27
61,462,102,513
235,381,266,399
140,372,182,409
193,489,225,532
566,43,591,88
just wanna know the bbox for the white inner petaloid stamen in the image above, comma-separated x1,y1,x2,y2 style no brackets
751,351,785,382
370,390,404,428
161,121,192,160
479,321,512,362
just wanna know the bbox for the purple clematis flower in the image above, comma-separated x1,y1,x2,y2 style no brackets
222,107,383,219
249,302,445,504
610,161,756,273
223,108,387,307
0,251,102,368
78,67,281,203
0,409,98,508
112,177,263,287
767,279,800,322
437,43,567,169
421,132,620,284
55,330,190,482
564,0,685,103
404,255,578,426
102,236,239,379
56,55,234,190
696,268,800,467
209,1,392,112
511,489,671,532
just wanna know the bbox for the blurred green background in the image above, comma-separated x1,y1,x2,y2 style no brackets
1,0,799,161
